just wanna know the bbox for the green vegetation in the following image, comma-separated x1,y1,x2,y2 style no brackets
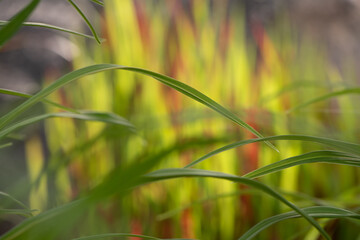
1,1,360,239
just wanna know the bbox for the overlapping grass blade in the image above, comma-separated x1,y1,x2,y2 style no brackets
0,111,135,140
144,168,330,240
288,88,360,114
68,0,101,44
0,142,12,149
1,166,329,239
0,198,89,240
0,64,275,150
0,88,78,113
0,191,30,210
185,135,360,168
0,20,103,41
0,209,35,217
0,0,40,47
244,150,360,179
88,0,103,6
239,206,360,240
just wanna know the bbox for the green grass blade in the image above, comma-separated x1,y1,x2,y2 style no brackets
0,0,41,47
0,191,30,210
68,0,101,44
0,64,275,150
0,111,135,140
0,142,12,149
88,0,104,6
0,209,35,217
0,20,104,41
243,150,360,179
0,198,89,240
144,168,330,240
239,206,360,240
72,233,161,240
185,135,360,168
287,88,360,114
0,88,79,113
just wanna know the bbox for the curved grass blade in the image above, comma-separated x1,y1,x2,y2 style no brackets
287,88,360,114
68,0,101,44
72,233,161,240
0,142,12,149
1,166,329,239
0,0,41,47
88,0,104,6
0,191,30,210
239,206,360,240
0,88,78,113
144,168,330,240
0,64,275,150
185,135,360,168
0,20,104,42
0,209,36,217
244,150,360,179
0,111,135,140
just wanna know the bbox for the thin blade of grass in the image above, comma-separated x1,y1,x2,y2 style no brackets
287,88,360,114
88,0,103,6
0,20,104,42
0,209,36,217
0,191,30,210
68,0,101,44
0,111,135,140
144,168,330,240
185,135,360,168
0,64,275,150
0,142,12,149
0,0,41,47
243,150,360,179
0,88,79,113
238,206,360,240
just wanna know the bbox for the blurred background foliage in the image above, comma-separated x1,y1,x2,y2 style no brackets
1,0,360,239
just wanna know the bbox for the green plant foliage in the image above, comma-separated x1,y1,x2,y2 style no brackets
239,206,360,240
0,0,40,47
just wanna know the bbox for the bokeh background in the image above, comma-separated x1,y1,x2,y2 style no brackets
1,0,360,239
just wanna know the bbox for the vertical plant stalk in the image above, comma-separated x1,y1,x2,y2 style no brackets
68,0,101,44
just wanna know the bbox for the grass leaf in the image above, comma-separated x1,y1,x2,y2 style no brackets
243,150,360,179
88,0,104,6
0,111,135,140
0,20,104,42
68,0,101,44
0,209,36,217
287,88,360,114
0,64,275,150
0,142,12,149
0,88,79,113
144,168,330,240
185,135,360,168
239,206,360,240
0,0,41,47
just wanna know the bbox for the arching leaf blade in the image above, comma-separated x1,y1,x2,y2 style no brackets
144,168,330,240
239,206,360,240
0,64,275,150
185,135,360,168
0,0,41,47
